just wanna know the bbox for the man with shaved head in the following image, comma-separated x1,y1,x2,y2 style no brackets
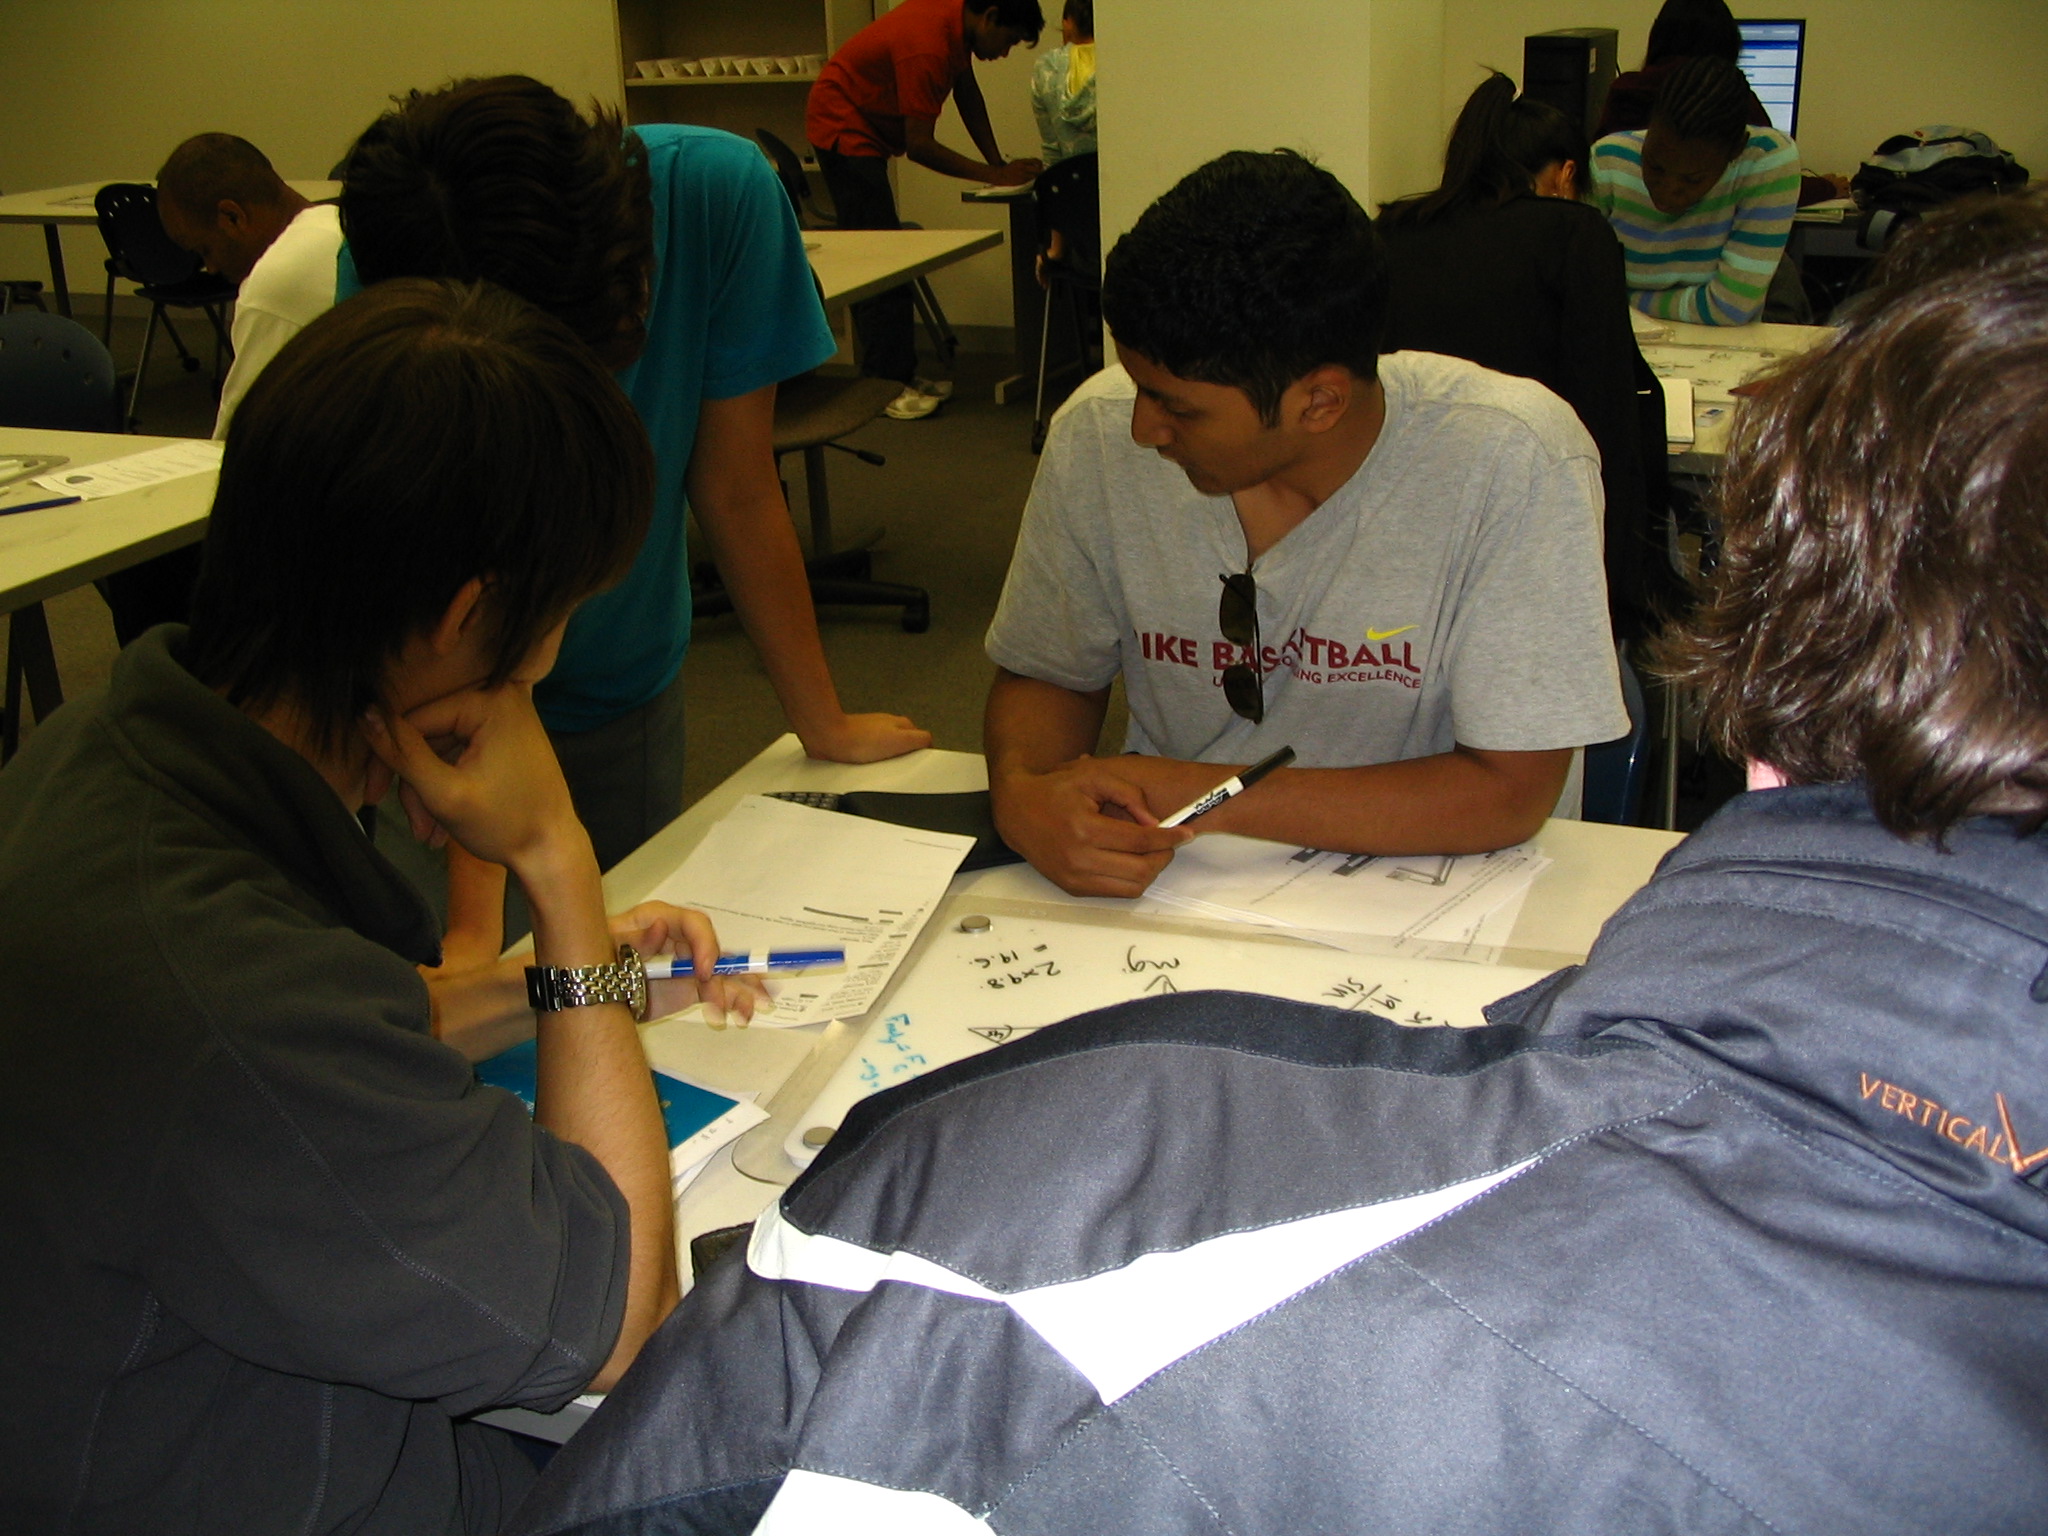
157,132,341,435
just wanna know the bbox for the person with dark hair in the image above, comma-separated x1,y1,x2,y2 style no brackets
340,76,930,879
808,0,1046,417
1031,0,1096,166
0,279,760,1533
1592,0,1769,138
1380,71,1666,637
508,214,2048,1536
157,133,338,435
1591,54,1800,324
1853,183,2048,305
979,149,1622,897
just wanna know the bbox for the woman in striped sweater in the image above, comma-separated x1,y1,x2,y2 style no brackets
1591,55,1800,326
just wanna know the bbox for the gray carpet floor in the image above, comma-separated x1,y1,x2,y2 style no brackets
11,319,1120,816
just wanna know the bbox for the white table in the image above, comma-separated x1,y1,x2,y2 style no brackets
0,180,338,321
1639,315,1833,473
0,428,215,752
485,733,1682,1442
803,226,1002,312
614,734,1682,1241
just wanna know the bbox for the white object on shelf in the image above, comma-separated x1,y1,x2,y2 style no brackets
635,59,662,78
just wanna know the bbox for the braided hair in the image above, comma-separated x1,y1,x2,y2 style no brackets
1378,71,1586,229
1651,55,1754,156
1643,0,1743,68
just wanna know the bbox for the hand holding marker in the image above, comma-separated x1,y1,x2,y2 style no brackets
1158,745,1296,828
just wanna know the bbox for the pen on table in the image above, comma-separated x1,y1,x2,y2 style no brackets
1158,745,1297,829
643,948,847,979
0,494,83,518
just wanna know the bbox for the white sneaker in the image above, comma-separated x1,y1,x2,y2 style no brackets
912,375,955,399
884,385,942,420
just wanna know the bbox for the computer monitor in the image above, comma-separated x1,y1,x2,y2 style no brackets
1737,19,1806,138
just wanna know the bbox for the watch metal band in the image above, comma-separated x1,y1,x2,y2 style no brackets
525,942,647,1021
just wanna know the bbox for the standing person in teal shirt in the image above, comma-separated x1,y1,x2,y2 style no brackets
339,77,931,873
1590,56,1800,326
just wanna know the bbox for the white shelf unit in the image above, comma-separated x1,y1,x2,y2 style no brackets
615,0,874,154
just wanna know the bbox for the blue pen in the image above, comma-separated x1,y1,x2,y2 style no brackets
643,948,847,979
0,494,83,517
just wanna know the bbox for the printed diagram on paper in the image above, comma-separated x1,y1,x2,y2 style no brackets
1130,834,1551,956
785,910,1551,1165
647,795,974,1027
1638,342,1787,405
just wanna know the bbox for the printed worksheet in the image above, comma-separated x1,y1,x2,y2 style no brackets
1131,834,1550,953
33,439,223,500
647,795,975,1027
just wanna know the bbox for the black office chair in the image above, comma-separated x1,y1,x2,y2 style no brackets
0,311,119,759
1029,152,1101,454
694,370,931,633
756,127,958,367
93,183,236,431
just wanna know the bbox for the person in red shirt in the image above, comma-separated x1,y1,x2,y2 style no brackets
808,0,1046,418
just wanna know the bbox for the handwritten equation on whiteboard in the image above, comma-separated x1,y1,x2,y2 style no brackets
786,913,1550,1166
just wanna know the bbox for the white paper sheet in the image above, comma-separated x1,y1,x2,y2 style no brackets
647,795,975,1027
34,439,222,500
1130,835,1550,954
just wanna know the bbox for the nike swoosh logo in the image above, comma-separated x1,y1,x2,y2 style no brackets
1365,626,1416,642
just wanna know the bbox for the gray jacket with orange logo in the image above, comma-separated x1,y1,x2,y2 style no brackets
514,785,2048,1536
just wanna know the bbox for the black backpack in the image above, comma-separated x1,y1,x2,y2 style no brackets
1851,126,2027,214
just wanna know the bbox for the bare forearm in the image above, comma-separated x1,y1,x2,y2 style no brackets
519,835,678,1390
954,73,1003,164
985,669,1109,783
1126,748,1570,855
906,135,1005,180
696,483,847,739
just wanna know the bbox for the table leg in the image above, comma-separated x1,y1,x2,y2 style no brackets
41,222,71,319
2,603,62,761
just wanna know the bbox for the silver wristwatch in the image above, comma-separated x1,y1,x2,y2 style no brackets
525,943,648,1021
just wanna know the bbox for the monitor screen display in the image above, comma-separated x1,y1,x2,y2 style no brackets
1737,19,1806,137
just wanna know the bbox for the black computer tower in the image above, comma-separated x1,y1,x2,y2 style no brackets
1523,28,1620,144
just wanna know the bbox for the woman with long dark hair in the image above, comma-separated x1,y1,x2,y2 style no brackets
1380,70,1665,637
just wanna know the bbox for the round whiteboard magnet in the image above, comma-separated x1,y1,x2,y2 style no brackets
958,914,992,933
801,1125,834,1149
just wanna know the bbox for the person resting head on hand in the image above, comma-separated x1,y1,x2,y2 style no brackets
0,277,744,1535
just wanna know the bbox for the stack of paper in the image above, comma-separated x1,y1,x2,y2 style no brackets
647,795,976,1027
1131,834,1550,958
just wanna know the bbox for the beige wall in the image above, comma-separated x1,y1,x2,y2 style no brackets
1439,1,2048,191
8,2,2041,339
0,0,622,300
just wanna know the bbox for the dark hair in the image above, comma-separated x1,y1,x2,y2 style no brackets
1643,0,1743,67
156,133,289,219
1103,150,1387,423
1379,71,1586,229
1863,188,2048,304
1654,240,2048,839
1650,54,1753,155
340,76,654,365
1063,0,1093,35
185,279,653,753
971,0,1046,41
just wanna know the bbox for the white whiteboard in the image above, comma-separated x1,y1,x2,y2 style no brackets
785,910,1552,1167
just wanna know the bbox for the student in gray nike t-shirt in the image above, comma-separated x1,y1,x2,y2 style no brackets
984,150,1625,897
